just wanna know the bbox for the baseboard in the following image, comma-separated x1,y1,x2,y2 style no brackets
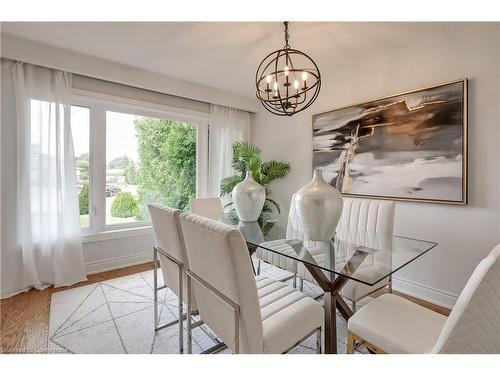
392,276,458,310
84,251,153,275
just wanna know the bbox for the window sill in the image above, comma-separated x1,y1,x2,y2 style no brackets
82,225,153,244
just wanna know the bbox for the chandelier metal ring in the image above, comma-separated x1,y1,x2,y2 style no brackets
255,22,321,116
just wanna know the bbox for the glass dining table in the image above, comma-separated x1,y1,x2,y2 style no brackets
218,211,438,354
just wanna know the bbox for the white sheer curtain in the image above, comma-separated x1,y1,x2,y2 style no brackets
208,104,250,199
12,61,86,290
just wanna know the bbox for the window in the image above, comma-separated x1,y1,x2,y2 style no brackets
71,106,91,227
71,92,208,238
105,110,197,225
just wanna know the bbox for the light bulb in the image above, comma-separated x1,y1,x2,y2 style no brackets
302,71,308,81
273,81,278,90
293,80,299,90
284,65,289,76
266,75,272,84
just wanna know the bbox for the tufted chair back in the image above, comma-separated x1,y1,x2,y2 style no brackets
297,197,395,283
148,203,197,309
431,244,500,353
286,193,303,240
338,198,395,273
338,198,395,234
180,212,264,353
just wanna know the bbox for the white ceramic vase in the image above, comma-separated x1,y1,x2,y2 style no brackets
294,168,343,241
232,171,266,222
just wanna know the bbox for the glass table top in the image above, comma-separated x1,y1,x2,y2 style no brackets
219,212,437,287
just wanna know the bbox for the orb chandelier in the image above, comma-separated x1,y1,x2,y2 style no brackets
255,21,321,116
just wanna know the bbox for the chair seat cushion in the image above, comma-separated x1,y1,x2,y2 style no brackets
348,294,447,353
255,275,323,353
342,265,390,301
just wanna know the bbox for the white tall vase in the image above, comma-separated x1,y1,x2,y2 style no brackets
294,168,343,241
232,171,266,222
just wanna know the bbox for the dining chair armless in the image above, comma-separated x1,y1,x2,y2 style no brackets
190,197,224,220
148,203,198,353
296,198,395,310
347,244,500,354
255,194,300,285
179,212,323,354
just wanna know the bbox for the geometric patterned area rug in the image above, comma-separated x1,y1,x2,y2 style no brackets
48,261,369,354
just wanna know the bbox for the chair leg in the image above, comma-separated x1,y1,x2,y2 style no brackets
187,275,192,354
178,265,184,354
347,331,356,354
388,277,393,293
352,300,357,312
153,247,159,330
299,277,304,292
256,259,261,276
293,274,297,289
315,328,321,354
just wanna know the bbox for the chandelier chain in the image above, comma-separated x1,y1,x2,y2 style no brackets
284,21,290,49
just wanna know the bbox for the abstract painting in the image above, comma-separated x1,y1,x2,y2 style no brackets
312,79,467,204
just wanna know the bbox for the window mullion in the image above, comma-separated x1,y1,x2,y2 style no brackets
196,119,209,198
90,104,106,233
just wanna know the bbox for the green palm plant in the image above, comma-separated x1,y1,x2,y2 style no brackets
220,141,291,213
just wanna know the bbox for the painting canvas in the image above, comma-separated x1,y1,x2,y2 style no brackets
312,80,467,204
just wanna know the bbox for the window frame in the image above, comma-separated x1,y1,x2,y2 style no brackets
70,104,93,234
72,89,209,242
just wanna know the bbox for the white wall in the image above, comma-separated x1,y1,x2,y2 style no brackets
82,233,154,275
252,23,500,308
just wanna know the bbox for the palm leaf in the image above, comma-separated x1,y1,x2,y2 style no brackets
231,159,247,176
231,142,261,173
233,141,262,164
262,204,273,213
261,161,291,182
264,198,281,214
220,175,243,197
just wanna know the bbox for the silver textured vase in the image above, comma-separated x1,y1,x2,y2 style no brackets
232,171,266,222
294,169,343,241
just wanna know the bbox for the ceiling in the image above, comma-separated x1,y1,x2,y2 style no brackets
1,22,461,98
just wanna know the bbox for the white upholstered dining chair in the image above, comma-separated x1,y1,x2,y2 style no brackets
190,197,224,220
296,198,395,309
347,244,500,354
148,203,196,353
179,212,323,354
255,194,301,285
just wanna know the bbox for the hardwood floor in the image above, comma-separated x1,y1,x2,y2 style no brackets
0,263,450,354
